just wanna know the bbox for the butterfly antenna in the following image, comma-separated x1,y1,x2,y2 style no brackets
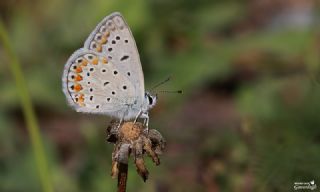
151,76,172,91
157,90,183,94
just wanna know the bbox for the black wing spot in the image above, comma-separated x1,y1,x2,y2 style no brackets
90,96,93,101
87,72,90,76
89,88,93,92
90,68,94,71
108,48,113,52
123,85,127,90
104,81,109,86
87,82,91,84
96,105,100,109
102,69,106,72
116,36,120,40
112,91,115,95
127,72,131,76
107,98,111,102
112,40,116,44
108,56,112,60
120,55,129,61
113,71,118,75
124,40,128,43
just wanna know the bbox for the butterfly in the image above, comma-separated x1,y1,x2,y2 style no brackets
62,12,157,128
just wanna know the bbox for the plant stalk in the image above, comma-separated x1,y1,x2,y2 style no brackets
0,20,54,192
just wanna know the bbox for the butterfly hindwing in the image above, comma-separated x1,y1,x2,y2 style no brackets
62,49,137,115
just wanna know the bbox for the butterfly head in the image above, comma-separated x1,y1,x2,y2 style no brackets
144,92,157,110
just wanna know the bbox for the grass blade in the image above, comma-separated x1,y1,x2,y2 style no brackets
0,19,54,192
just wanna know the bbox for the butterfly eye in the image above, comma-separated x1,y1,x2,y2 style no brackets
148,96,153,105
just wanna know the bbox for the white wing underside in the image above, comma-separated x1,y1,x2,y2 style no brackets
62,12,145,120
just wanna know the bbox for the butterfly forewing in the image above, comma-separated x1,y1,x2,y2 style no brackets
84,12,145,103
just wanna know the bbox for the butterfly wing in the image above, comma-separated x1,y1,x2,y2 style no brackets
62,12,145,119
62,49,138,117
84,12,145,103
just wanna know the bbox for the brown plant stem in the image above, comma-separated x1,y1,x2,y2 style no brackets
117,163,128,192
117,143,130,192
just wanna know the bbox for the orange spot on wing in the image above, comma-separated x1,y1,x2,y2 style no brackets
77,94,85,106
96,44,102,52
104,31,110,38
79,94,84,102
75,66,82,73
102,57,108,64
100,36,108,44
92,57,99,65
81,59,88,66
74,84,83,92
75,75,83,81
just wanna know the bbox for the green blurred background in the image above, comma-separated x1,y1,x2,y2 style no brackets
0,0,320,191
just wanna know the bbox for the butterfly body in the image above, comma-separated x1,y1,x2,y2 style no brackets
62,12,156,124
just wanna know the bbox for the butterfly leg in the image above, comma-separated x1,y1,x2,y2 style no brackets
117,117,124,129
133,109,142,124
117,112,126,129
140,112,149,133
